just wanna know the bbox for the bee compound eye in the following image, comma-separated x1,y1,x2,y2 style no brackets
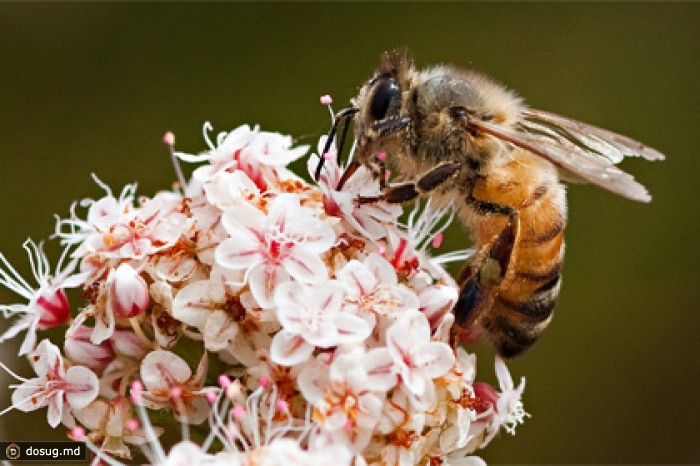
369,78,400,121
449,106,467,120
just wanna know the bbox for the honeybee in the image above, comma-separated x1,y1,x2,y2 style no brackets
315,49,664,357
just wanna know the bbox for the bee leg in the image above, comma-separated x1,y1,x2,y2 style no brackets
337,159,361,190
355,161,461,205
315,106,358,182
376,158,388,190
453,207,519,330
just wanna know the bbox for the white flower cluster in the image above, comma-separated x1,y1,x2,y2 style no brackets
0,117,527,465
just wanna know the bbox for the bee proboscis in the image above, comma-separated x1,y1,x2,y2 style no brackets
315,49,664,358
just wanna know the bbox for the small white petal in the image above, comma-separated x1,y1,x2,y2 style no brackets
215,236,263,271
270,330,314,366
203,310,239,352
172,280,214,330
281,249,328,284
141,350,192,390
63,365,99,410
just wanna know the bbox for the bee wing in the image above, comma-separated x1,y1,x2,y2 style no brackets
522,108,665,163
470,117,659,202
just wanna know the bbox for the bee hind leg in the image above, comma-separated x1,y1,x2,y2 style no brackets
453,208,519,336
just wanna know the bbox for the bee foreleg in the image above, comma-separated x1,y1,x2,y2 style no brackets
355,161,461,205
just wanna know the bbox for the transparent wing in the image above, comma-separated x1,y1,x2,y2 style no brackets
470,116,661,203
522,108,665,163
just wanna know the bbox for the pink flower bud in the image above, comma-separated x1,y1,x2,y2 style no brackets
320,94,333,105
64,326,115,369
109,263,149,318
36,288,70,328
111,329,149,360
473,382,499,414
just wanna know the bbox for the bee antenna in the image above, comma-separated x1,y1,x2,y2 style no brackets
314,106,358,181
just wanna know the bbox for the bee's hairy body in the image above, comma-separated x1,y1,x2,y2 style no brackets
456,151,566,357
319,50,662,358
360,63,566,356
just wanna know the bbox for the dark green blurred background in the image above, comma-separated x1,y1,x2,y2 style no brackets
1,3,698,464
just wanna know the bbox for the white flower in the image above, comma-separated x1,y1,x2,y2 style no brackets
215,193,335,308
308,141,401,240
57,180,189,279
270,281,370,366
493,356,528,435
203,170,262,211
0,120,529,464
2,339,99,428
171,265,246,352
371,390,426,466
439,453,487,466
0,239,82,355
177,123,308,191
260,438,353,466
55,176,137,250
74,397,158,460
418,284,458,331
386,310,456,409
337,253,420,324
299,346,395,452
156,440,216,466
139,350,210,425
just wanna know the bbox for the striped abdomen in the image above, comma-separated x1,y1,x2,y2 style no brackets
455,150,566,357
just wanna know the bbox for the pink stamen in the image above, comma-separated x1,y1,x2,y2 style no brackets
378,243,387,255
231,404,246,419
375,150,387,161
206,391,218,404
258,376,270,388
320,95,333,105
276,399,289,412
385,169,392,183
69,426,85,440
169,386,182,400
432,232,444,249
130,381,143,404
218,374,231,388
163,131,175,146
344,419,353,430
323,151,335,160
125,418,140,432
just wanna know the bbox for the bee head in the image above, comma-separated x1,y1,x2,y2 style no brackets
350,49,416,166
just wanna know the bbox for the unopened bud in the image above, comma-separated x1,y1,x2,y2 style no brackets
36,288,70,328
109,263,149,318
64,326,115,369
